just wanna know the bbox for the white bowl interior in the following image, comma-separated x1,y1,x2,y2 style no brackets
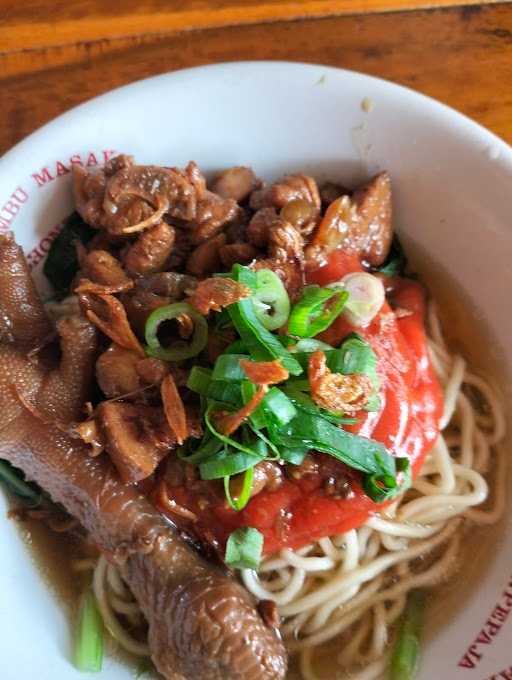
0,62,511,680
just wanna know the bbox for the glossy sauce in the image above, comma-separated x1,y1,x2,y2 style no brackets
160,251,444,555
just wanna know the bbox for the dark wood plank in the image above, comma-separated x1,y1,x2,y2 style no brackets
2,3,512,155
0,0,500,52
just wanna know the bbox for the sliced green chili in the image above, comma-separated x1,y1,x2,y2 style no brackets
252,268,290,331
288,285,348,338
145,302,208,361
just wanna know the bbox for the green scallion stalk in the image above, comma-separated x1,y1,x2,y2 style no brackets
289,338,334,353
260,387,297,427
227,265,303,376
252,268,290,331
186,366,212,395
364,457,412,503
389,590,426,680
203,404,267,461
225,526,264,570
145,302,208,361
200,448,262,480
224,466,254,511
241,381,267,430
212,354,250,382
269,406,396,480
207,380,243,406
74,590,104,673
288,285,348,338
178,435,224,464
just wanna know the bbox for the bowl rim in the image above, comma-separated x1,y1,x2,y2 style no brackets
2,60,512,170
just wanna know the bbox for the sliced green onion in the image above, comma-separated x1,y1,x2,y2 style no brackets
224,339,248,354
260,388,297,427
389,590,426,680
74,590,104,673
186,366,212,395
288,285,348,338
279,446,308,465
212,354,250,382
224,466,254,511
270,406,396,478
364,457,412,503
179,435,224,464
252,268,290,330
200,448,262,480
204,404,267,460
289,338,334,353
283,378,310,391
247,423,281,459
227,265,302,376
0,460,41,506
241,381,267,430
225,526,264,570
340,272,385,327
207,380,243,406
145,302,208,361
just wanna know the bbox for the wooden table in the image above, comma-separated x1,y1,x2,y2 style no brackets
1,0,511,156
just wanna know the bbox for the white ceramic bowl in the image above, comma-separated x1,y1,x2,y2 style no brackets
0,62,510,680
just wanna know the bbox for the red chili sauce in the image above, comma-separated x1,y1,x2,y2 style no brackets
158,250,444,556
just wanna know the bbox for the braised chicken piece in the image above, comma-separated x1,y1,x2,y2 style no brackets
268,220,304,261
306,172,392,267
250,173,321,211
211,166,259,203
245,207,276,248
80,248,131,288
123,222,176,275
219,242,259,268
73,159,207,234
190,192,240,244
186,232,227,276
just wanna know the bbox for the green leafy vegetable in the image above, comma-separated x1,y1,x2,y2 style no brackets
0,459,41,506
178,434,224,464
145,302,208,361
227,265,303,376
270,406,396,478
225,526,264,569
203,404,266,460
43,212,95,297
389,590,426,680
378,235,407,278
364,457,412,503
288,285,348,338
74,590,104,673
